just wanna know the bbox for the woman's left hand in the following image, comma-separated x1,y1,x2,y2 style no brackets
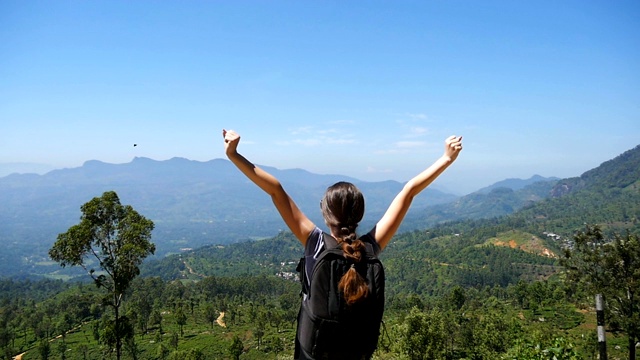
222,129,241,155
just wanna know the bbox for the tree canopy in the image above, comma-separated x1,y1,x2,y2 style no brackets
49,191,155,360
562,225,640,360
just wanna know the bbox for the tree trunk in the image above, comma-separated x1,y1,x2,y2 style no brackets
627,288,636,360
115,303,121,360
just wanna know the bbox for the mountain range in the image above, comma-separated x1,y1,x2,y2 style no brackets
141,144,640,291
1,147,626,279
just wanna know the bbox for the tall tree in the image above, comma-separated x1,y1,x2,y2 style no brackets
49,191,155,360
562,225,640,360
399,307,447,360
175,306,187,337
229,335,243,360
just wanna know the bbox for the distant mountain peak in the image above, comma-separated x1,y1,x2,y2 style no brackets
477,175,560,194
82,159,108,166
132,156,156,162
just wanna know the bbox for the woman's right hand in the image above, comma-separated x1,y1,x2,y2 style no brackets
222,129,240,156
444,135,463,162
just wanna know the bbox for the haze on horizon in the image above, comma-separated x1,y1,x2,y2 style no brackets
1,1,639,195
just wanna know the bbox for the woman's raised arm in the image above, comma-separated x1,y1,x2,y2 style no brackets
369,135,463,250
223,129,315,245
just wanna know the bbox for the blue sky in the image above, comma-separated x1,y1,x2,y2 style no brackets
1,1,638,194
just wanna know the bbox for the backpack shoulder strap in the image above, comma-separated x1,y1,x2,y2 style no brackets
322,232,339,249
297,232,341,296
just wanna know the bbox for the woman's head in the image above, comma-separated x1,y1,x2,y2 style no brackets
320,182,365,240
322,182,369,305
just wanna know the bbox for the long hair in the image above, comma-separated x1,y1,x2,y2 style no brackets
321,182,369,305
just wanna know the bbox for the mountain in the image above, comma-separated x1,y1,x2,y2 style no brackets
511,144,640,236
399,175,560,231
476,175,560,194
0,162,55,177
0,157,456,277
141,145,640,293
5,144,638,280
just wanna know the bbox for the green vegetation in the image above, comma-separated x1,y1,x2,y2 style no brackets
2,224,638,359
48,191,156,360
562,225,640,360
0,269,634,360
1,145,638,359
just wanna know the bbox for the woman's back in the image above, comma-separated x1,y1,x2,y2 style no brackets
296,230,384,359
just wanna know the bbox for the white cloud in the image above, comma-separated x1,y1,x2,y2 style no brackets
289,136,357,147
282,124,357,147
366,166,393,174
289,126,315,135
373,139,430,154
293,138,322,146
318,128,338,135
406,113,428,120
408,126,429,137
396,141,426,148
328,119,356,125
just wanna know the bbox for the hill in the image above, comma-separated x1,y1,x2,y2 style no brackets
3,144,638,280
476,175,560,194
141,145,640,296
0,157,456,278
511,144,640,237
400,176,558,231
387,144,640,293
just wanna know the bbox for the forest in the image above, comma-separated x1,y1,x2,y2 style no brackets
1,224,638,360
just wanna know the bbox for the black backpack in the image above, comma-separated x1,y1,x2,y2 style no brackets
295,233,385,359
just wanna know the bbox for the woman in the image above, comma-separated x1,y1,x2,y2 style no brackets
222,129,462,358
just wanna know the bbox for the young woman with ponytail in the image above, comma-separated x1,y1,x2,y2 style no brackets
222,129,463,358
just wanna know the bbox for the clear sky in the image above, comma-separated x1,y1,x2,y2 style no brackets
1,1,638,194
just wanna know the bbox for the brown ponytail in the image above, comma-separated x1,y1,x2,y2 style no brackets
337,233,369,305
321,182,369,305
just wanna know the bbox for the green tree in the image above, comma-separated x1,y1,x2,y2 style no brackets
187,348,204,360
124,336,141,360
150,309,163,331
505,336,582,360
229,335,243,360
129,293,152,333
56,340,67,360
0,327,13,358
264,335,284,356
38,340,50,360
562,225,640,360
253,320,265,350
175,307,187,337
168,332,179,350
78,344,89,360
156,343,170,360
49,191,155,360
446,285,466,310
203,303,217,329
399,307,446,360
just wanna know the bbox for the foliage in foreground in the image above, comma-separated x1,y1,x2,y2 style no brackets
48,191,155,360
0,271,632,360
2,225,637,359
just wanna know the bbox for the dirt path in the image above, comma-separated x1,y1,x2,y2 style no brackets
217,311,226,327
13,325,79,359
183,260,205,278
